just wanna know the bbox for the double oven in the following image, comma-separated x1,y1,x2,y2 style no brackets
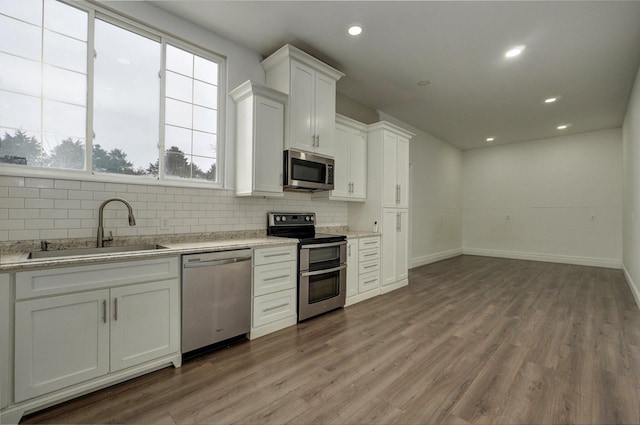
267,212,346,321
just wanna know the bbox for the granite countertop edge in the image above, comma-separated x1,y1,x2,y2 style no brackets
0,237,297,272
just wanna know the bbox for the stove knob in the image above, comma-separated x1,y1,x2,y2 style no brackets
281,216,287,222
305,216,310,221
275,216,281,222
310,216,314,221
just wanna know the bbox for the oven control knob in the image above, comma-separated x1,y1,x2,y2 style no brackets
310,216,314,221
281,216,287,222
305,216,310,221
275,216,281,222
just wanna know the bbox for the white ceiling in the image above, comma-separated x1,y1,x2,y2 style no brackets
148,1,640,150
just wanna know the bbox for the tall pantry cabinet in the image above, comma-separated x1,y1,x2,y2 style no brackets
348,122,414,294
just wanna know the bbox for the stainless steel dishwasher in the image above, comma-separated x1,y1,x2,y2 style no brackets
181,249,252,353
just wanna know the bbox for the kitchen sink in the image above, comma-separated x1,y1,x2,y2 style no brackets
24,244,168,260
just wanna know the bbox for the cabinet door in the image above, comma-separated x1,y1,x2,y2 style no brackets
110,279,180,372
396,135,410,208
396,209,409,281
382,131,399,207
289,61,315,152
331,123,352,198
14,290,110,402
350,129,367,200
254,95,285,195
346,240,359,298
313,73,336,156
382,209,399,287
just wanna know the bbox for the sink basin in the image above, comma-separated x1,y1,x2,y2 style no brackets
25,244,168,260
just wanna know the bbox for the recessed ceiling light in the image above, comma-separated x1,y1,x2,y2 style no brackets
505,45,525,58
348,25,363,36
557,124,569,130
417,80,431,86
545,97,558,103
486,137,495,142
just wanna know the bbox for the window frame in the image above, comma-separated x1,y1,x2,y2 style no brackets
0,0,227,189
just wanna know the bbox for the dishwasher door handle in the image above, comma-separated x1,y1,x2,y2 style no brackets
183,256,252,268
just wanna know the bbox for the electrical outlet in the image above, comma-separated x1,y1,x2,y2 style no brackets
160,217,170,230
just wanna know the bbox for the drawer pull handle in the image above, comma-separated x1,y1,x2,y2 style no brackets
264,252,290,258
364,253,377,257
363,279,377,285
264,303,289,312
263,274,289,282
364,264,377,269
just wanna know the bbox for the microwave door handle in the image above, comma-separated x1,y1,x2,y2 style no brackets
300,264,347,277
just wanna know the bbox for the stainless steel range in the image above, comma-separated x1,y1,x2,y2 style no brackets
267,212,347,321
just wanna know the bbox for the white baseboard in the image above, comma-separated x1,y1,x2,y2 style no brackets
623,264,640,310
462,248,622,269
411,248,463,269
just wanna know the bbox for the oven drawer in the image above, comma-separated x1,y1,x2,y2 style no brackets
359,259,380,275
359,271,380,293
359,237,380,250
253,289,296,328
254,245,297,266
254,261,297,296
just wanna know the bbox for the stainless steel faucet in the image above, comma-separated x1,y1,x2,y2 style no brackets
97,198,136,247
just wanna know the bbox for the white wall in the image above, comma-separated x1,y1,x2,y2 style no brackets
622,65,640,304
377,112,463,268
463,129,622,268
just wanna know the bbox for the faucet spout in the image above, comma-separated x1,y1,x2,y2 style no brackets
97,198,137,248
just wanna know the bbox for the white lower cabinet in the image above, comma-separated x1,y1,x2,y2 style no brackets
15,290,110,402
382,208,409,292
251,245,298,339
345,236,381,306
5,257,181,423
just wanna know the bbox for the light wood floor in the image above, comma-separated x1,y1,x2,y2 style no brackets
22,255,640,424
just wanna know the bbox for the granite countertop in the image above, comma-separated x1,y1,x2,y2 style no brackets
340,231,381,239
0,236,297,272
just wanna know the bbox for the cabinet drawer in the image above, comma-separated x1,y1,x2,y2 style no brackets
254,261,297,296
16,257,179,299
253,289,296,328
359,248,380,263
359,272,380,293
359,237,380,250
359,259,380,275
254,245,297,266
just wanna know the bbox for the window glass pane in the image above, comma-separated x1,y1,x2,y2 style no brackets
42,133,85,170
0,127,43,166
194,55,217,85
165,71,192,103
44,29,87,73
193,105,216,134
191,155,215,181
44,0,87,41
165,125,191,154
43,65,86,105
0,53,41,96
94,19,160,175
0,0,42,25
166,44,193,76
0,91,41,131
0,15,41,60
43,100,85,138
192,130,216,158
164,149,190,178
165,98,192,128
193,80,217,109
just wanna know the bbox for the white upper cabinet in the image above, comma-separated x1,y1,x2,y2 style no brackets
230,81,287,197
316,114,367,201
370,123,411,209
262,44,344,158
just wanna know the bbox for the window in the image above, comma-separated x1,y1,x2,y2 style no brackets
0,0,224,185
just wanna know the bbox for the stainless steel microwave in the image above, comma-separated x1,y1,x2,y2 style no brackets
283,150,334,191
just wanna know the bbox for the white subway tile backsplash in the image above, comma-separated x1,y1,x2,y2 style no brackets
1,176,348,243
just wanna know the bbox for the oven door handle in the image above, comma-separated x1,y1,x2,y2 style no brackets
300,241,346,249
300,264,347,277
